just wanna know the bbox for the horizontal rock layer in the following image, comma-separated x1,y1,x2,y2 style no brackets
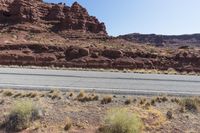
0,43,200,72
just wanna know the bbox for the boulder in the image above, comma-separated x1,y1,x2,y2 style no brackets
65,46,89,60
102,49,123,59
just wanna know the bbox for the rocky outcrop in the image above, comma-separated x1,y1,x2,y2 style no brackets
0,0,107,35
1,0,200,73
118,33,200,47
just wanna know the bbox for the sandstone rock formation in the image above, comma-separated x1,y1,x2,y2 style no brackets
0,0,107,35
0,0,200,73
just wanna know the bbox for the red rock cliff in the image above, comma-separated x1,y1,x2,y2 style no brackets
0,0,107,35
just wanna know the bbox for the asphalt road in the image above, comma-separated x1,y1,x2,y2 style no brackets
0,68,200,96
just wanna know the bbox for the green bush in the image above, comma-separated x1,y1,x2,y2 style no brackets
99,108,143,133
5,100,41,131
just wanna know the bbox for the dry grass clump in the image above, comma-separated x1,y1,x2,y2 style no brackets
139,98,146,105
3,90,13,97
166,110,173,119
181,98,200,112
68,92,74,97
124,99,131,105
150,99,156,106
101,96,112,104
13,93,22,98
77,90,85,98
144,102,151,109
155,96,168,103
48,89,61,100
25,92,38,98
4,100,42,132
171,98,180,104
0,99,4,104
77,91,99,102
64,117,72,131
99,108,143,133
0,90,3,93
161,97,168,102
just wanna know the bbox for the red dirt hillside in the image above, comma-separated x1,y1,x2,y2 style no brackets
0,0,200,72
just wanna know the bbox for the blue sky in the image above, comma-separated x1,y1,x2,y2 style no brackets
45,0,200,36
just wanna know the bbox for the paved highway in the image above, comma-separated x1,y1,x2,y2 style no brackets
0,68,200,96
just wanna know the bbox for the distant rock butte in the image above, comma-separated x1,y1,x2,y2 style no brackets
118,33,200,47
0,0,107,35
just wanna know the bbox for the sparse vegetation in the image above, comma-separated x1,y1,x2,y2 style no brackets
69,92,74,97
125,99,131,105
77,92,99,102
139,98,146,105
5,100,41,131
151,99,156,106
77,90,85,98
64,117,72,131
3,90,13,97
13,93,22,98
144,102,151,109
99,108,143,133
25,92,37,98
181,98,200,112
166,111,173,119
48,89,61,100
101,96,112,104
0,89,199,132
161,97,168,102
171,98,180,104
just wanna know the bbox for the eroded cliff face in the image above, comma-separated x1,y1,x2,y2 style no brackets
0,0,107,35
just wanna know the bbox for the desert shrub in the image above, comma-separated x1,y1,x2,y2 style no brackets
5,100,41,131
124,99,131,105
69,92,74,97
77,90,85,98
133,99,137,103
3,90,13,97
144,102,151,109
64,117,72,131
171,98,180,104
166,110,173,119
101,96,112,104
24,92,38,98
92,95,99,101
78,95,92,102
77,93,99,102
181,98,200,112
151,99,156,106
161,97,168,102
139,99,146,105
13,93,22,98
155,97,162,103
0,99,4,104
48,90,61,100
99,108,143,133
